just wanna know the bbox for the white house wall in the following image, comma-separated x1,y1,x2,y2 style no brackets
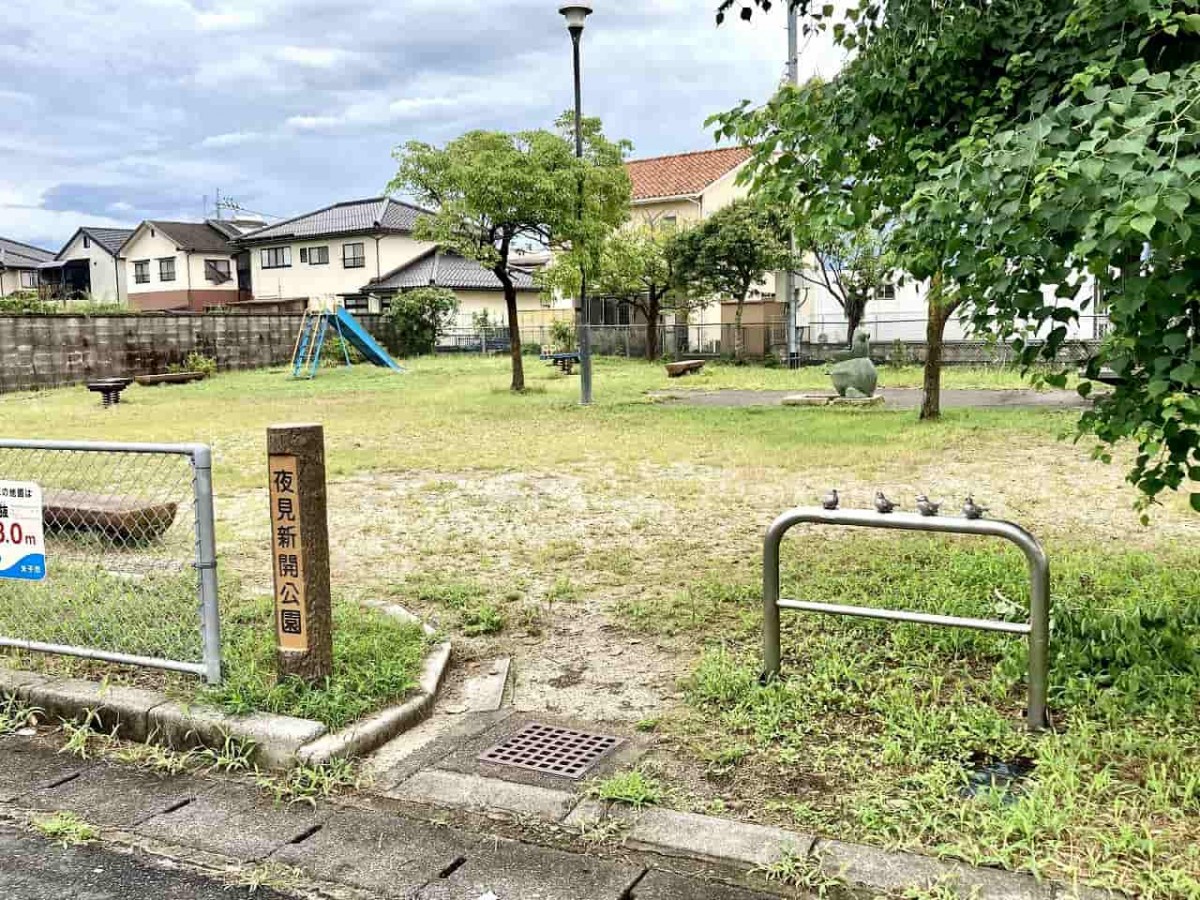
58,233,125,303
249,233,431,301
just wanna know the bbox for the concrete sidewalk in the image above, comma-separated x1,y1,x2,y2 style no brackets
0,732,787,900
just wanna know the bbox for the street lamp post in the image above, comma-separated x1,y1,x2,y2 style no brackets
560,3,593,405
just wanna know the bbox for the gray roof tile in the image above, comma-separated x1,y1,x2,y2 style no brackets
145,222,236,254
365,249,537,293
238,197,427,244
78,227,134,255
0,236,55,267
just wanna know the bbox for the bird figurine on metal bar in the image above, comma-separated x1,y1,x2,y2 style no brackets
821,489,840,510
915,494,940,517
962,495,989,520
874,491,896,514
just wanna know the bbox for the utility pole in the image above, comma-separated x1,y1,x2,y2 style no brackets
783,5,800,367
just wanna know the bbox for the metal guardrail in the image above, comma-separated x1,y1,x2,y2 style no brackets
763,507,1050,730
0,439,221,684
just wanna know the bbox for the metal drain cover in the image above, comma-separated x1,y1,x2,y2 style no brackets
478,722,622,779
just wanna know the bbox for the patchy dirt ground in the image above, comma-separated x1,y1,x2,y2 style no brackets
215,426,1197,725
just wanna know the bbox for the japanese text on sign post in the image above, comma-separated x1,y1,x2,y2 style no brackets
268,456,307,651
0,481,46,581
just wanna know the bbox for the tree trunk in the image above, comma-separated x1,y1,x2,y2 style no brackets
497,268,524,392
734,299,745,359
846,303,865,348
920,274,956,421
644,291,660,361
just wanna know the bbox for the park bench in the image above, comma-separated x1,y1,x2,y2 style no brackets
86,377,133,407
134,372,206,387
542,351,581,375
665,359,706,378
43,490,178,542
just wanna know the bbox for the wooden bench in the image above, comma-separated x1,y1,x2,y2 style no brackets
665,359,706,378
134,371,206,387
43,490,178,542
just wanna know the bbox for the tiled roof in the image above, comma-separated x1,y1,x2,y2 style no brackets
78,227,134,255
625,147,752,201
145,222,237,254
0,236,54,267
365,248,537,293
237,197,427,244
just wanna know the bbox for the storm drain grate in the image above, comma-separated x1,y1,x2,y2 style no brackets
478,722,622,779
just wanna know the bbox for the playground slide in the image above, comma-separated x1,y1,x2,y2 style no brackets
334,307,405,372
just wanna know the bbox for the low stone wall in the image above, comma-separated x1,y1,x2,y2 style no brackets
0,313,394,393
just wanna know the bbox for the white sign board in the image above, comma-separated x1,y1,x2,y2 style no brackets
0,481,46,581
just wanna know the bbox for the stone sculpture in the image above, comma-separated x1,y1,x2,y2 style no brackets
829,331,878,399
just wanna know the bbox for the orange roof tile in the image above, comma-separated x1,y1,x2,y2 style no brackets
625,147,752,201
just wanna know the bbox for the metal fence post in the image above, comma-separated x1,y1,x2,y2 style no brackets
191,444,222,685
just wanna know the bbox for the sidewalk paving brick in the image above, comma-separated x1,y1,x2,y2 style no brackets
415,836,643,900
134,781,332,862
18,762,203,828
387,769,577,822
272,808,475,898
0,736,93,802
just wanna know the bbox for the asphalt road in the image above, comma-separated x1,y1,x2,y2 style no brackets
0,826,286,900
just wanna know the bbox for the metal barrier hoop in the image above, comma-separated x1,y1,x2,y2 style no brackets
762,507,1050,731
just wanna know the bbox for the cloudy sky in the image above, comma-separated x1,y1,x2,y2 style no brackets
1,0,842,250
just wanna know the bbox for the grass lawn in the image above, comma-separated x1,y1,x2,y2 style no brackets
0,355,1197,896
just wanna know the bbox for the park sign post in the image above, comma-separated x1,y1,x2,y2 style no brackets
0,481,46,581
267,424,333,683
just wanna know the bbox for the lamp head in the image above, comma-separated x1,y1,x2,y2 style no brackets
559,3,592,32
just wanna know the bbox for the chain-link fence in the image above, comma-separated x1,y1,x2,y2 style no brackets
0,440,220,683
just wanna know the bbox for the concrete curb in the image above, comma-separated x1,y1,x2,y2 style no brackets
297,641,452,766
563,800,1124,900
0,616,451,771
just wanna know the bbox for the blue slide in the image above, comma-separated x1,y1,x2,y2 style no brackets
334,307,405,372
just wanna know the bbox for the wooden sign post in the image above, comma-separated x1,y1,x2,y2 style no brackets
267,424,333,683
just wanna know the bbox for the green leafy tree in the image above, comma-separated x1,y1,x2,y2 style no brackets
542,222,695,360
796,224,891,348
390,117,630,391
384,286,459,357
668,199,791,358
714,0,1199,511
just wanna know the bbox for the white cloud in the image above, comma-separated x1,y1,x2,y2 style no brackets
196,9,263,31
275,46,355,68
200,131,265,149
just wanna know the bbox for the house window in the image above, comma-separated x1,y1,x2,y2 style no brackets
19,271,37,289
134,260,149,284
661,214,678,229
159,257,176,282
205,259,232,284
83,235,91,249
875,283,896,303
262,247,291,269
301,246,329,266
342,242,365,268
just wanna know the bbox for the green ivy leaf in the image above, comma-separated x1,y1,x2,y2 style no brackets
1191,493,1200,514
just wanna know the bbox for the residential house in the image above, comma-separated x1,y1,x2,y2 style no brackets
351,247,555,331
42,227,134,303
236,198,432,306
626,147,785,353
0,237,54,298
119,221,244,311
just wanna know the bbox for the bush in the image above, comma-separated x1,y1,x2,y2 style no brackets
549,319,576,352
385,287,458,357
0,294,53,314
168,351,217,377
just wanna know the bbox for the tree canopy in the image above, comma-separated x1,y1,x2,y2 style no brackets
714,0,1200,511
390,116,630,391
669,198,791,357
